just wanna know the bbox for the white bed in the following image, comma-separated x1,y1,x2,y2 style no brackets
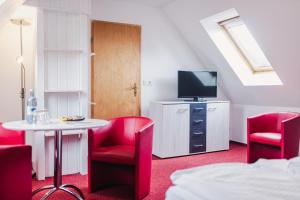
166,157,300,200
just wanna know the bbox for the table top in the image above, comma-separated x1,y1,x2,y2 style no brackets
3,119,109,131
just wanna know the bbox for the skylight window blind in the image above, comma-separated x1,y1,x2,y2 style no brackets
220,17,273,72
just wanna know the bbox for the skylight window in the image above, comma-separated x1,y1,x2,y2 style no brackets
219,17,273,73
201,8,282,86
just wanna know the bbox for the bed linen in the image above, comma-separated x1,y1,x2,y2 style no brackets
166,157,300,200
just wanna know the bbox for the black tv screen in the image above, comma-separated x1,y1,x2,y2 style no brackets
178,71,217,99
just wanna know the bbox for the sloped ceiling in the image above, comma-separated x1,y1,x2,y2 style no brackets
161,0,300,107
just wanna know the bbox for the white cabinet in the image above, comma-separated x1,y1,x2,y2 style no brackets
150,101,230,158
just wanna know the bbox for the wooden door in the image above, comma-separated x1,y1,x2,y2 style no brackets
91,21,141,119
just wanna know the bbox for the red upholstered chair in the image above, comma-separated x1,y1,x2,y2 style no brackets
88,116,154,200
247,113,300,163
0,123,32,200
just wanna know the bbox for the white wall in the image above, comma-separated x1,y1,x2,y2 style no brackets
91,0,228,116
162,0,300,144
0,6,36,122
231,104,300,144
163,0,300,108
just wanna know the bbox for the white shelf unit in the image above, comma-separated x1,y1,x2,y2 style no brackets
43,9,84,117
33,7,90,180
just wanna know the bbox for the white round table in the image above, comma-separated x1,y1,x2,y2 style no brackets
3,119,109,200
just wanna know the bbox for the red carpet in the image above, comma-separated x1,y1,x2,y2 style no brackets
32,142,246,200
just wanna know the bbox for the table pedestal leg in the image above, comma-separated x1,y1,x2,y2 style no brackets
32,130,84,200
54,129,62,188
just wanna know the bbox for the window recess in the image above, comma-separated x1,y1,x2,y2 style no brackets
219,16,273,73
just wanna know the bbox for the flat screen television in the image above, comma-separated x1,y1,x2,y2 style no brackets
178,71,217,101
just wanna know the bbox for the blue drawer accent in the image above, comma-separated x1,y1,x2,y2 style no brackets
190,103,206,153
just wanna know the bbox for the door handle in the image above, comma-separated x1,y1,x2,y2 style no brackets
130,83,137,97
88,102,96,106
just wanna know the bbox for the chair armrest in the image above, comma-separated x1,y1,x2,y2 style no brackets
281,115,300,158
135,123,154,162
134,121,154,199
0,123,25,145
0,145,32,168
135,121,154,164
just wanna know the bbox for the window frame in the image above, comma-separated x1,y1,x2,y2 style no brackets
218,16,273,73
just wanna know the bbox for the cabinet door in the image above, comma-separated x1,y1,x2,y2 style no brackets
162,104,190,157
206,103,230,152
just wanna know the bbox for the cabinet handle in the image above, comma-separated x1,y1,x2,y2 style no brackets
193,144,204,147
193,132,204,135
193,119,204,123
194,108,204,111
177,108,188,113
208,107,217,112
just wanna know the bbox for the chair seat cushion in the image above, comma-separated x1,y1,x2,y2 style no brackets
92,145,135,165
249,132,282,147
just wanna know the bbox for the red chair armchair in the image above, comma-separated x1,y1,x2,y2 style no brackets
0,123,32,200
88,116,154,200
247,113,300,163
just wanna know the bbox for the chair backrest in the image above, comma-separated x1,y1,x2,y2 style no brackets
0,122,25,145
107,116,153,146
263,113,300,133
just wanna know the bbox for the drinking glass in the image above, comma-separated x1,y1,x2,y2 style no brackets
36,109,50,124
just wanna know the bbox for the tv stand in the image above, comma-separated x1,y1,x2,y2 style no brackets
150,100,230,158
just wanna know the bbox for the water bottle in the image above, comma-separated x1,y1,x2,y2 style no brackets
26,89,37,124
